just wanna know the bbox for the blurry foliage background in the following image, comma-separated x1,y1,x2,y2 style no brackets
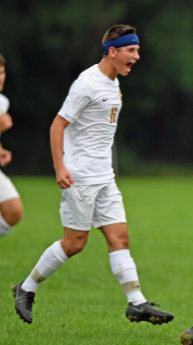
1,0,193,175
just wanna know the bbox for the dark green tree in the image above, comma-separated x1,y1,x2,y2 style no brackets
1,0,193,174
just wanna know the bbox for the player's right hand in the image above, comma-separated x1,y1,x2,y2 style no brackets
0,113,13,132
56,166,74,189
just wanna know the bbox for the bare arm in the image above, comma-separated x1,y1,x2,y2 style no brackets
50,115,74,189
0,113,13,132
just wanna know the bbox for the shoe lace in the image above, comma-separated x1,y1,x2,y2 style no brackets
26,292,35,310
150,302,160,308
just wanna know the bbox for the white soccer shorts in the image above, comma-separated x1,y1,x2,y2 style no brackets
60,180,126,231
0,170,19,204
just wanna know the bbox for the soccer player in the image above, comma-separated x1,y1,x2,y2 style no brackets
13,24,174,325
0,54,23,237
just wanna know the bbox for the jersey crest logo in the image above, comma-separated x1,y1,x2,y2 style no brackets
110,107,118,124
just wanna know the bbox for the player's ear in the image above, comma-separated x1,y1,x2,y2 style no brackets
108,47,117,58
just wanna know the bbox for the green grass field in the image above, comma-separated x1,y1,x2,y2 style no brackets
1,176,193,345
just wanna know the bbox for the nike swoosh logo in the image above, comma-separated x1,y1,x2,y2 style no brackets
16,285,21,300
130,306,144,313
16,296,22,300
102,99,108,101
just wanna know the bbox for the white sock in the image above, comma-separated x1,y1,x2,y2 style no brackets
21,275,39,293
109,249,146,306
0,213,13,237
22,241,68,292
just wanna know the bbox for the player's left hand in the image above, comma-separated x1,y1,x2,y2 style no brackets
0,148,12,166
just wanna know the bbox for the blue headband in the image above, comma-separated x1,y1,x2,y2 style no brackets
102,34,139,55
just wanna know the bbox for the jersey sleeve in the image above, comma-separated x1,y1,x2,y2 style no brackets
0,94,10,114
58,78,92,123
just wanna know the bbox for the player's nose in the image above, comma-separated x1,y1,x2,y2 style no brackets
134,51,140,60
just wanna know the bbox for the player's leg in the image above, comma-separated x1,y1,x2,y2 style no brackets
13,228,89,323
100,222,146,305
0,171,23,237
23,227,89,292
93,181,146,305
94,181,174,325
180,326,193,344
12,184,95,323
101,222,174,324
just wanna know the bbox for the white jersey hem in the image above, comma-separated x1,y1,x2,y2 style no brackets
73,176,115,186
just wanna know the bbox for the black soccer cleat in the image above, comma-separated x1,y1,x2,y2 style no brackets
126,301,174,325
12,281,35,324
180,326,193,345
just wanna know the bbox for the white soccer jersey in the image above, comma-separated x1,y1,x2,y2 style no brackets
58,64,122,185
0,93,10,114
0,94,10,139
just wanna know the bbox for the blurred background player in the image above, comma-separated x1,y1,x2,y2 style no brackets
12,25,174,326
0,54,23,238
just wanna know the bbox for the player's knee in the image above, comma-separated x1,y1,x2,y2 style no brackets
120,229,129,247
13,205,23,224
61,232,88,257
75,234,88,252
2,199,23,226
113,224,129,248
65,241,86,256
121,233,129,248
75,240,87,254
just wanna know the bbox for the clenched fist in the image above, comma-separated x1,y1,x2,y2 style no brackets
0,148,12,166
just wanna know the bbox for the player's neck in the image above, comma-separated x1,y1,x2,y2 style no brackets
98,58,118,80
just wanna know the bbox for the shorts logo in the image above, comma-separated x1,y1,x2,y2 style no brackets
110,107,118,124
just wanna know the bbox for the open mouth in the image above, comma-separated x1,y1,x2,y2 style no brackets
125,62,133,71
